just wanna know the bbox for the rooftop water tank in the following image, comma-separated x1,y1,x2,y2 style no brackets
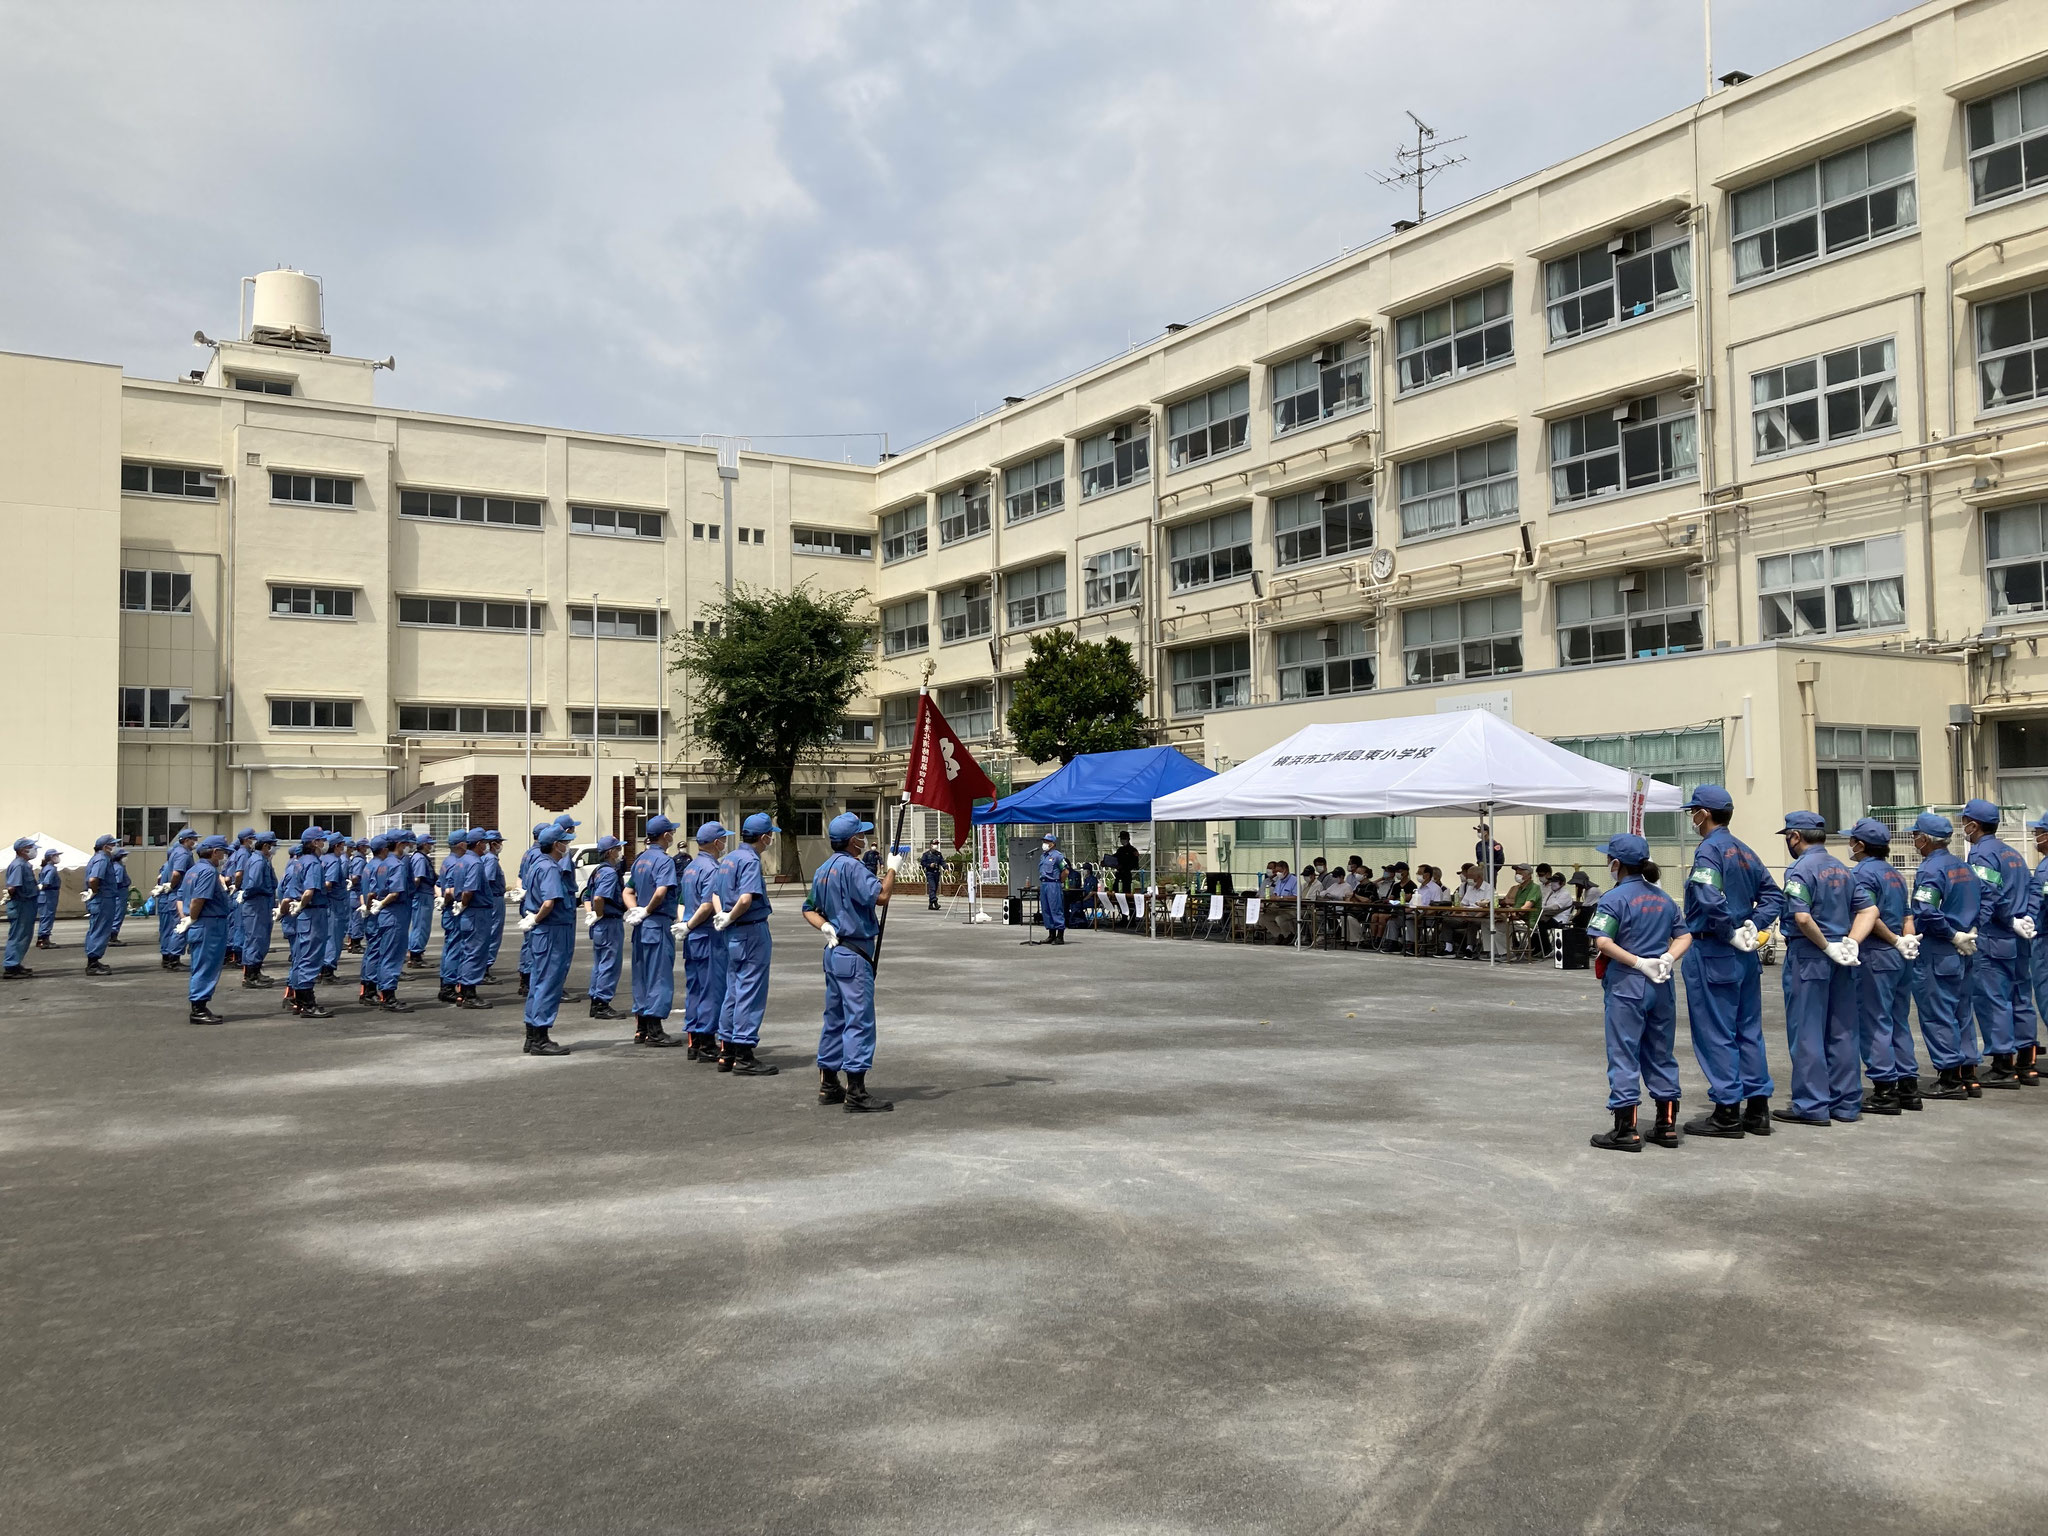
247,268,329,352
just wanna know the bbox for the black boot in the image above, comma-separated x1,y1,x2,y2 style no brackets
223,949,239,966
716,1039,734,1073
686,1032,713,1061
1742,1095,1774,1135
248,971,277,987
188,1001,224,1025
1646,1099,1681,1149
844,1070,893,1113
640,1021,681,1047
1861,1079,1903,1116
1895,1075,1924,1110
295,988,333,1019
818,1067,846,1105
1683,1101,1745,1139
380,990,412,1013
523,1024,569,1056
728,1044,779,1076
1982,1054,2023,1090
87,959,113,976
590,999,622,1020
1924,1066,1971,1100
358,980,376,1004
457,985,493,1009
1963,1062,1984,1098
2017,1045,2041,1086
1590,1105,1642,1152
438,983,459,1003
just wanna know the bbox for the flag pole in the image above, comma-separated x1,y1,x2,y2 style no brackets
871,661,934,977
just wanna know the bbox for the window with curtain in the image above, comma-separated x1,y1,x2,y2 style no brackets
1753,338,1898,458
1976,286,2048,414
1815,726,1921,830
937,481,990,544
1730,127,1916,284
1395,280,1512,392
1555,566,1703,667
1166,380,1250,470
1545,221,1691,342
1272,339,1371,434
1544,727,1723,844
880,502,928,564
1397,435,1518,540
1966,74,2048,206
1078,421,1151,498
1548,392,1697,504
1170,638,1251,714
1276,622,1376,701
882,597,929,655
1758,535,1903,638
1168,508,1254,592
1273,480,1373,568
1003,450,1065,523
1401,594,1521,685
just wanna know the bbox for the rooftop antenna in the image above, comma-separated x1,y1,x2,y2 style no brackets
1372,111,1467,224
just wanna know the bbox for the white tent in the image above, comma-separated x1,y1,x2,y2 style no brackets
25,833,92,872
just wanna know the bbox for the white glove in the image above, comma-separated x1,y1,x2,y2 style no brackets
818,921,839,949
517,913,537,932
433,894,445,911
1824,938,1857,967
1954,929,1978,956
152,883,169,897
234,890,246,905
1633,953,1671,985
669,919,689,938
1897,933,1922,960
173,916,192,936
582,909,597,929
1731,920,1759,954
712,912,733,931
2017,916,2038,942
624,907,647,928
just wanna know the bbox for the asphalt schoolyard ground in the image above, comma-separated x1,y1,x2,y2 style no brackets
5,901,2048,1535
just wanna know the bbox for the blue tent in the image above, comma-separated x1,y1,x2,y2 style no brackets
972,746,1215,825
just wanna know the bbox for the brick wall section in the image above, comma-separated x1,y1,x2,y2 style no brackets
525,775,589,814
463,774,499,834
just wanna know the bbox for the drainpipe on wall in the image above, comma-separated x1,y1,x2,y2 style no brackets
1795,659,1820,811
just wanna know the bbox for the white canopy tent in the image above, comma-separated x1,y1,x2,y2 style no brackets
1151,710,1686,961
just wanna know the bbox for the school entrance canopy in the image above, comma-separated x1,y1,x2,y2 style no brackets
972,745,1216,826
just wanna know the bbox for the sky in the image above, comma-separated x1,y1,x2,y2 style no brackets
0,0,1915,462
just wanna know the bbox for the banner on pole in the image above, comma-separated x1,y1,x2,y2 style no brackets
904,692,997,848
976,822,1000,882
1627,769,1649,836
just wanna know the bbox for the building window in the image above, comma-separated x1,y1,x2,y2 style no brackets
1276,622,1376,701
880,503,928,563
269,584,355,619
937,482,991,544
1273,480,1373,569
1395,279,1512,393
690,619,723,638
121,569,192,613
1753,339,1898,458
116,806,173,846
938,683,993,740
398,488,539,527
1731,127,1916,284
1170,638,1251,714
272,472,355,507
939,581,991,644
1549,392,1697,504
1976,286,2048,413
397,704,535,735
270,813,356,841
1004,560,1067,629
1397,435,1518,540
690,522,722,542
568,709,661,739
121,462,215,499
1402,594,1522,685
1996,720,2048,829
881,597,929,656
838,717,877,744
269,698,356,731
231,375,292,396
1545,727,1723,844
1167,508,1253,593
1083,545,1141,610
1966,75,2048,206
1758,534,1904,637
1166,380,1250,471
1078,421,1151,499
1984,501,2048,616
882,695,917,750
1815,726,1921,828
1272,339,1371,435
569,605,659,639
1003,450,1065,523
570,504,662,539
397,596,540,632
1545,222,1691,343
118,686,188,730
1556,566,1703,667
793,526,873,558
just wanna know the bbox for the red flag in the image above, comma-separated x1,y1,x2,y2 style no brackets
904,690,996,848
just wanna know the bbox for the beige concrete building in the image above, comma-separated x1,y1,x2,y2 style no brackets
4,0,2048,882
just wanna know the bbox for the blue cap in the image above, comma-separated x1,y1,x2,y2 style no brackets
483,830,501,842
554,815,581,828
94,834,115,850
1912,811,1952,839
237,827,255,841
532,821,558,840
828,811,874,841
1844,817,1891,847
644,815,677,838
695,821,727,843
286,842,301,855
1681,784,1733,813
2030,814,2048,832
1042,833,1060,845
391,826,415,841
1598,833,1649,865
175,826,197,841
367,833,389,853
1778,810,1827,835
301,826,325,842
41,847,60,859
13,836,37,854
741,812,777,837
418,833,435,846
1962,798,2002,828
535,824,567,848
594,834,622,853
109,844,128,856
448,828,470,845
255,832,277,845
196,835,230,854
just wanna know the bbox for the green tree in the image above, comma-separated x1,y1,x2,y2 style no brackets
674,582,874,881
1004,631,1150,765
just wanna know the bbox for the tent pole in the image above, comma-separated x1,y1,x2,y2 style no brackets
1486,802,1496,968
1148,819,1156,940
1293,817,1301,950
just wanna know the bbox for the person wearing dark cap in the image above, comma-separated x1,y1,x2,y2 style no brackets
478,831,508,982
1038,833,1069,944
343,836,369,956
1843,818,1918,1113
405,832,437,969
516,815,578,998
1905,811,1980,1099
5,838,40,978
319,835,348,979
712,812,779,1075
281,829,334,1017
1473,823,1504,887
365,831,416,1011
583,834,629,1024
449,830,497,1011
354,833,391,1004
106,840,132,947
803,810,895,1111
1584,833,1688,1151
515,824,573,1055
84,834,119,976
1774,810,1860,1126
222,827,257,968
1676,784,1787,1139
238,832,281,987
33,848,61,951
2025,813,2048,1084
434,829,474,1003
155,826,197,970
1960,799,2034,1089
625,816,682,1045
176,835,233,1022
678,820,729,1059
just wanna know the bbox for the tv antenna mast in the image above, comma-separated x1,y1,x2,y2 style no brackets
1372,111,1467,224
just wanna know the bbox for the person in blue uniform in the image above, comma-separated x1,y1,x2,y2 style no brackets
919,841,945,910
222,828,255,968
435,829,472,1001
1038,833,1069,944
1959,799,2033,1090
679,821,729,1061
1906,811,1981,1100
1843,818,1919,1114
4,837,39,978
1676,785,1785,1139
478,831,508,982
352,835,385,1005
516,824,573,1055
714,812,779,1075
33,848,62,950
1584,833,1688,1150
626,818,683,1045
361,832,415,1012
342,837,368,954
239,831,280,988
106,843,133,948
582,834,628,1024
453,830,498,1010
516,816,577,997
157,826,197,969
176,835,234,1022
2025,813,2048,1086
804,811,897,1112
1775,811,1861,1125
405,833,437,968
318,836,347,978
276,840,301,991
84,835,119,976
282,828,334,1017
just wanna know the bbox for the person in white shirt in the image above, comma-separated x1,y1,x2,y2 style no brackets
1456,864,1495,907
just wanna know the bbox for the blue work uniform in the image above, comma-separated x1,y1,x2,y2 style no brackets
4,855,36,969
479,849,507,974
586,860,624,1005
1587,876,1683,1110
85,850,118,961
285,850,329,991
680,850,727,1037
453,851,491,989
182,859,230,1005
438,851,470,986
1966,833,2032,1059
806,851,884,1074
2029,853,2048,1050
222,844,249,958
1910,849,1981,1071
1781,847,1860,1120
108,852,132,942
241,847,278,971
629,845,679,1020
1849,854,1916,1084
1679,827,1785,1106
319,849,346,970
517,842,548,980
36,861,60,942
716,842,772,1046
522,858,574,1029
920,847,945,908
159,844,194,958
1039,847,1068,934
406,848,436,959
344,851,368,945
375,853,414,992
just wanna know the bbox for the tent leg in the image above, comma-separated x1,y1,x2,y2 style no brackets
1293,818,1301,950
1486,802,1496,968
1148,820,1156,940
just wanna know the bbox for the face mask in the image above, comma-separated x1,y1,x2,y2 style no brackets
1042,842,1053,852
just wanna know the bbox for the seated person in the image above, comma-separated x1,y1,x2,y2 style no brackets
1260,860,1300,941
1535,872,1575,950
1502,863,1542,921
1443,864,1497,957
1567,869,1598,925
